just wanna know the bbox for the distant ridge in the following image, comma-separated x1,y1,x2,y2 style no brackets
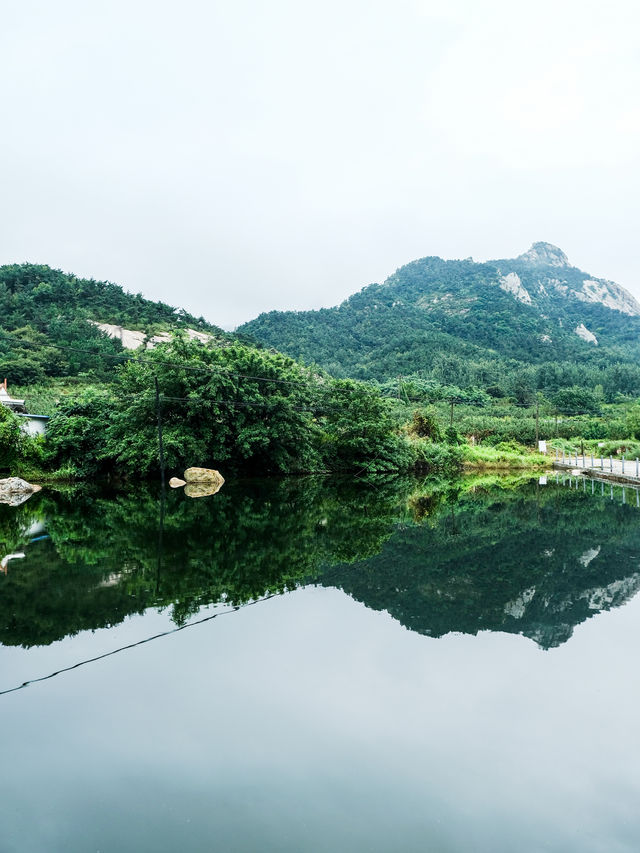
237,243,640,395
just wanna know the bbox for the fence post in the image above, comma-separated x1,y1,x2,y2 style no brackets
636,458,639,478
610,455,613,472
591,453,594,467
622,456,625,475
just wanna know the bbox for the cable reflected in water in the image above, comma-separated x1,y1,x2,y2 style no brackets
0,593,276,698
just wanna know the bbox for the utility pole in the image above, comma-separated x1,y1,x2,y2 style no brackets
154,376,166,489
450,399,455,428
535,398,539,447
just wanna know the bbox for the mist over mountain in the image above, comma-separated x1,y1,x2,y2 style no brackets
237,243,640,396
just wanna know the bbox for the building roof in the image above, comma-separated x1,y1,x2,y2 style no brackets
0,382,26,410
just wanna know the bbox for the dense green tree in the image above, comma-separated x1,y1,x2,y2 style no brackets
551,386,600,415
46,338,412,476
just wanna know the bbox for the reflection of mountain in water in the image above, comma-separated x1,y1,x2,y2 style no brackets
1,477,640,649
319,485,640,649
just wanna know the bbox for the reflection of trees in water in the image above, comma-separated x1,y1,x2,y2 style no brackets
2,478,640,649
0,477,412,647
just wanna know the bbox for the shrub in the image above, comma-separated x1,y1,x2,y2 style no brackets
408,409,442,441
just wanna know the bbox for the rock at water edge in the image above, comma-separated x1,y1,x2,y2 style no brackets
183,468,225,488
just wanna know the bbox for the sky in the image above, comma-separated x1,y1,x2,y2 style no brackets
1,0,639,329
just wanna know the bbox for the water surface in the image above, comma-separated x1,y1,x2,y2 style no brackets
1,474,639,851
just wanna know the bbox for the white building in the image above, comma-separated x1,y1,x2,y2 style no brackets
0,380,49,436
0,380,26,412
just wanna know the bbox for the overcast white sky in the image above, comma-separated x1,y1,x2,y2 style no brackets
2,0,639,329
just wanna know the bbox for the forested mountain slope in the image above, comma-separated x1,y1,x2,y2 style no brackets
237,243,640,396
0,263,224,382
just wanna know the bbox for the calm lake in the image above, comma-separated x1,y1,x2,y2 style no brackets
1,473,640,852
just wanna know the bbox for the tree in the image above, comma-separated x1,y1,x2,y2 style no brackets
551,387,600,415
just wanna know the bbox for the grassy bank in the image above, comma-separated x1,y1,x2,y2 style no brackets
461,444,547,470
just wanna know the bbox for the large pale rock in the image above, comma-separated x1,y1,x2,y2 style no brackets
169,477,186,488
183,467,225,488
0,478,41,506
184,481,224,499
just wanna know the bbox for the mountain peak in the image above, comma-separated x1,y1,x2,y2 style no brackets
517,242,569,267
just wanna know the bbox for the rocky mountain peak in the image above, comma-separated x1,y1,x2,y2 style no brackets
517,242,569,267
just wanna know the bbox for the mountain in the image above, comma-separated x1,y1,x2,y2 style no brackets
0,263,225,382
237,243,640,396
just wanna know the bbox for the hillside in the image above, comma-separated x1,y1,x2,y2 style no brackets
0,263,224,382
237,243,640,398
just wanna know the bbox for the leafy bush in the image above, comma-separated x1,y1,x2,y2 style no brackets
0,405,43,471
410,439,463,474
461,444,546,469
408,409,442,441
43,339,416,477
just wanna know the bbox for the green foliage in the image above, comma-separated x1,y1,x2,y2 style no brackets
461,443,546,469
0,405,25,469
44,388,112,477
626,405,640,440
0,405,43,471
238,254,640,401
408,409,442,440
0,263,224,381
44,339,414,476
444,426,463,445
319,379,413,472
551,386,600,415
409,438,463,474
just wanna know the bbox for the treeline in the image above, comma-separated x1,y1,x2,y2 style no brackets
382,360,640,407
5,335,640,478
5,337,412,477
